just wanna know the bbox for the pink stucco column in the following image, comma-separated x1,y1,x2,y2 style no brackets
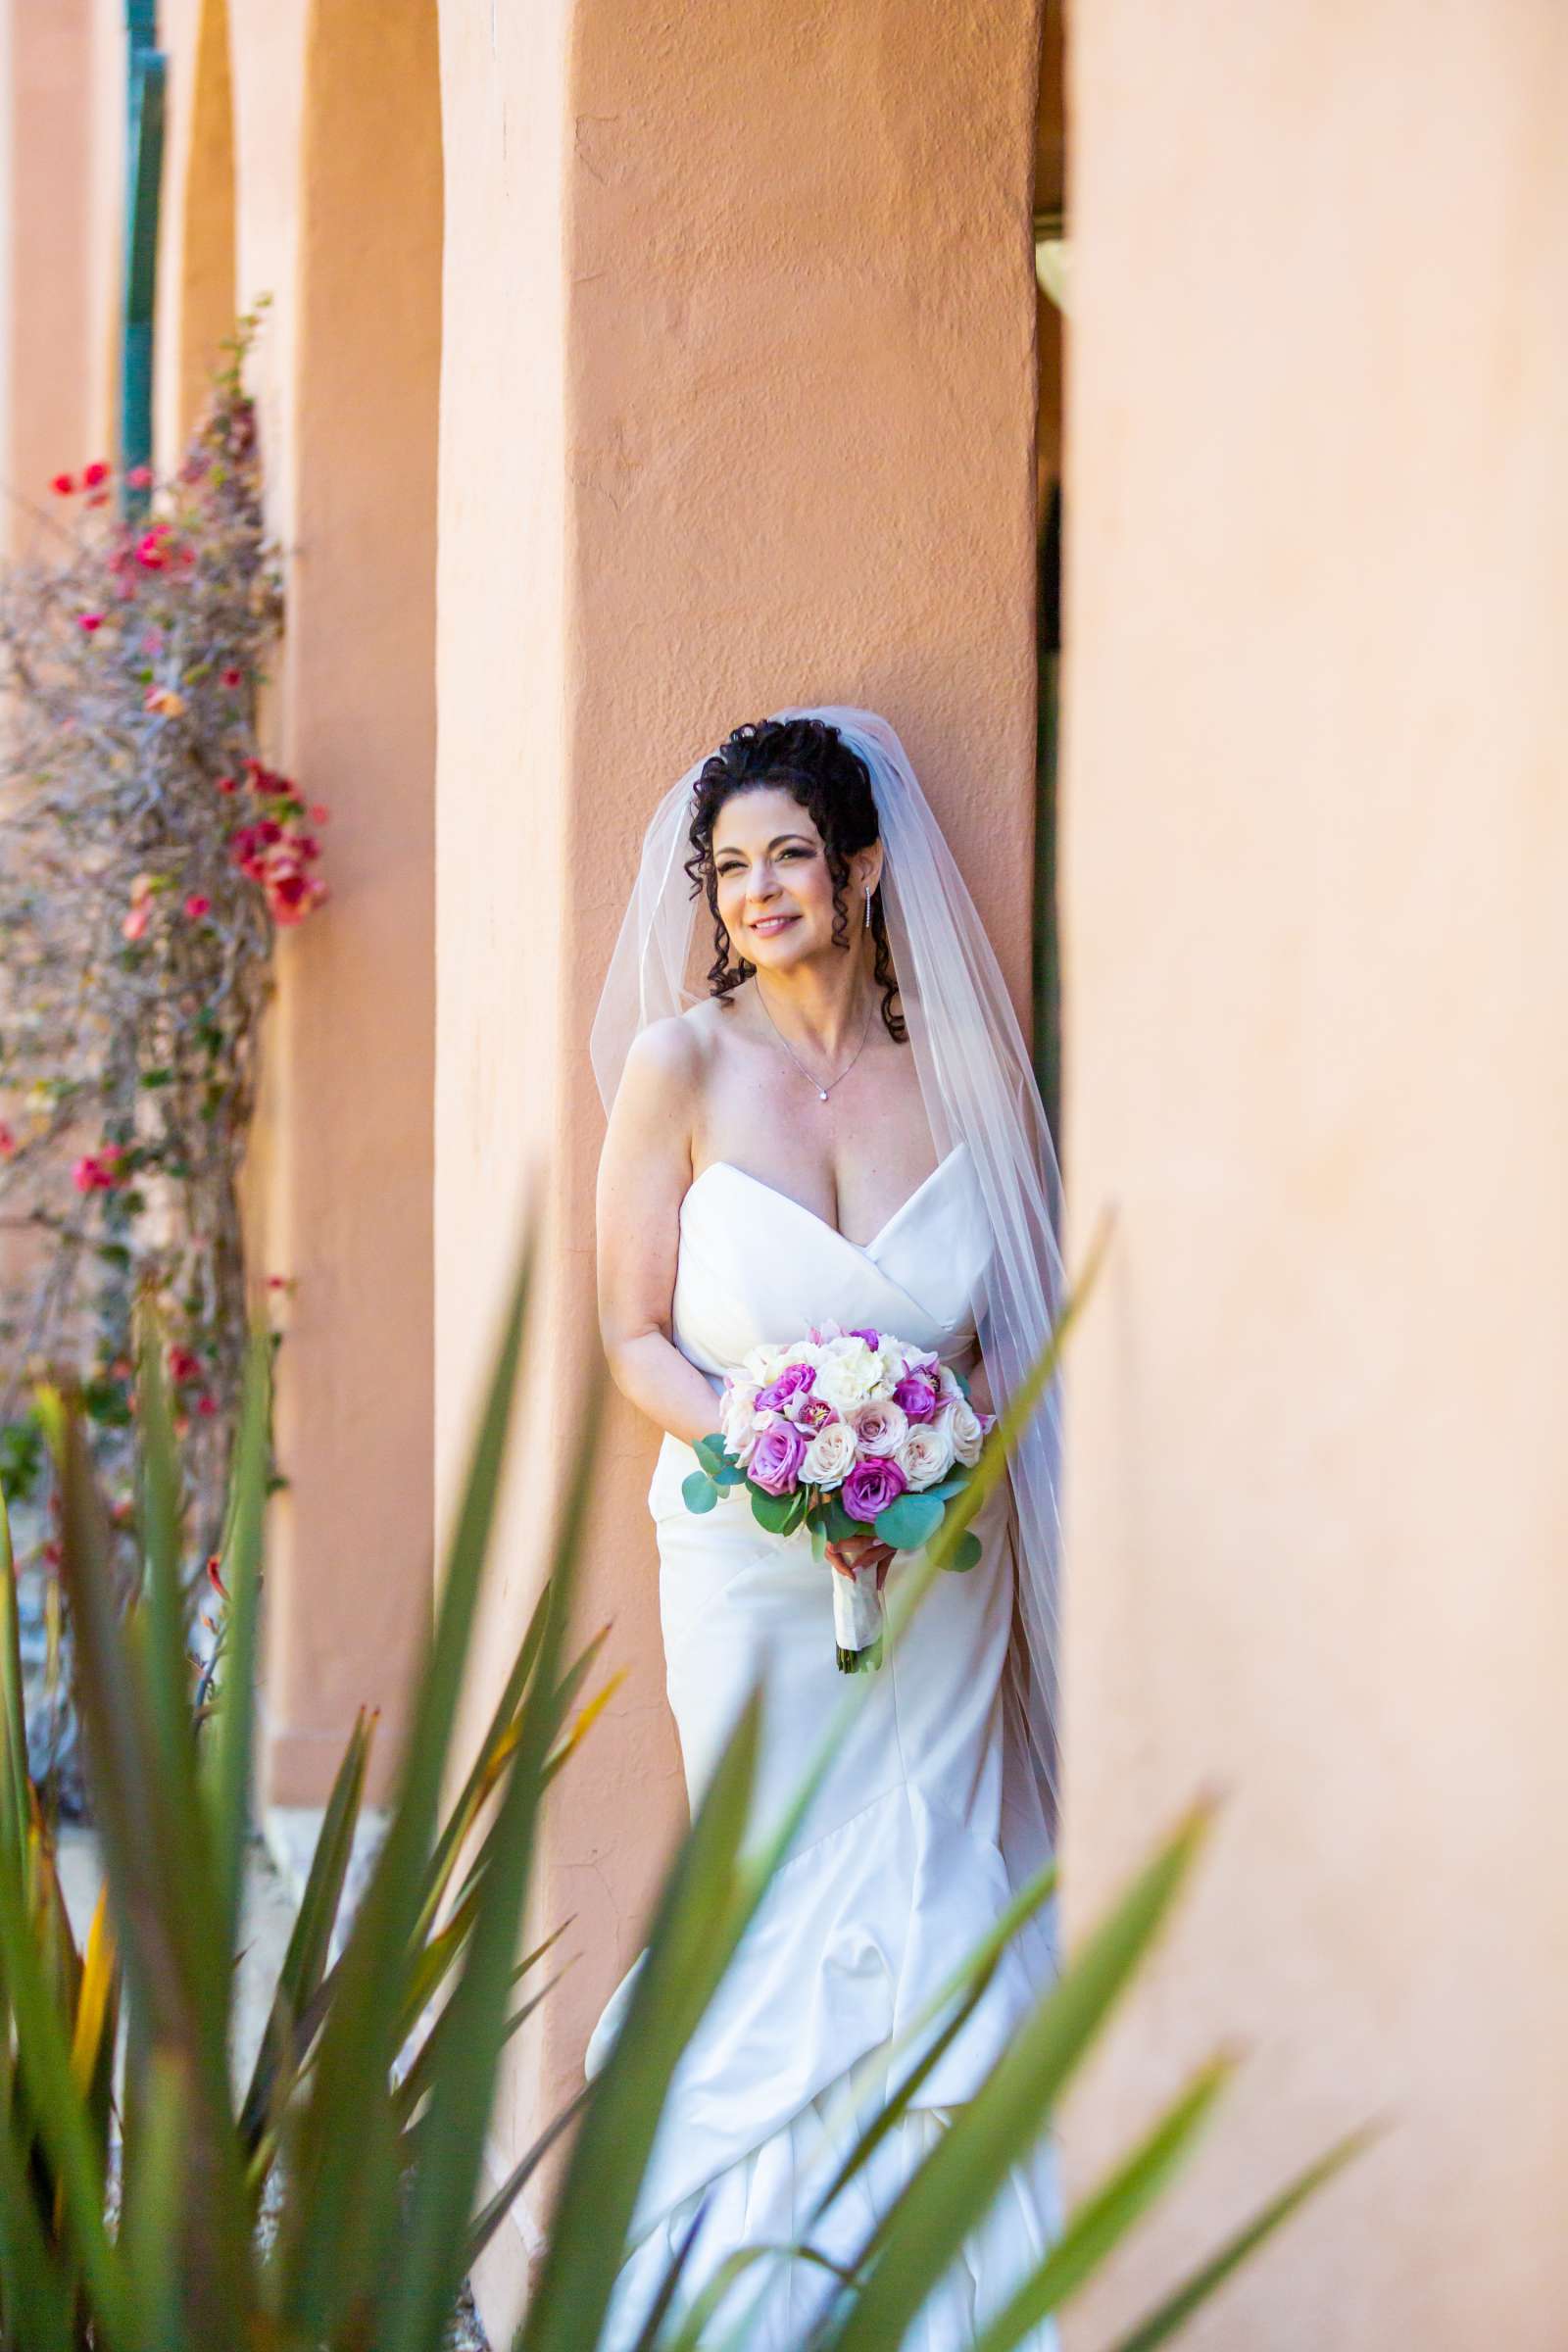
1057,7,1568,2344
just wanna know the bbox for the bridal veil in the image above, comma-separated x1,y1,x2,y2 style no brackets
589,705,1068,1853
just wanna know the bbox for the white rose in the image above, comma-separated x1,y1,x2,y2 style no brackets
741,1342,790,1386
850,1397,909,1457
802,1420,858,1488
814,1338,882,1412
719,1380,760,1464
935,1363,964,1404
948,1396,985,1466
896,1416,957,1492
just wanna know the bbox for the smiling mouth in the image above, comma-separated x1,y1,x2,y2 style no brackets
750,913,799,935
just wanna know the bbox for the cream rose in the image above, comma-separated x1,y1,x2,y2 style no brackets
802,1419,858,1488
948,1396,985,1466
895,1415,957,1492
850,1397,909,1457
741,1341,791,1387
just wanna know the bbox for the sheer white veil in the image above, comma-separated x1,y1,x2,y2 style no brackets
589,705,1066,1854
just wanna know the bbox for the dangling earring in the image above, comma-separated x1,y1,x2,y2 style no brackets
864,883,873,926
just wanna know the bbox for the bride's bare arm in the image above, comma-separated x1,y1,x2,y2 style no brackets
596,1018,728,1449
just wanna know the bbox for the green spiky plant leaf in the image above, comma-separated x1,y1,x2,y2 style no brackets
0,1192,1375,2350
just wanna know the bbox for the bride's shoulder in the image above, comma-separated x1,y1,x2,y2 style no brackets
623,999,719,1082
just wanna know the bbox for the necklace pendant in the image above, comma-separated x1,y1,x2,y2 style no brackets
817,1088,828,1102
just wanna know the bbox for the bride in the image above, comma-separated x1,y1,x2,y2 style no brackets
588,708,1069,2348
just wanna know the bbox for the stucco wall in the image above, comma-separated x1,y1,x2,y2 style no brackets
1056,6,1568,2343
0,0,93,550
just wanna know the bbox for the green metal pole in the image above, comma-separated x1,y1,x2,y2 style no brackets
121,0,166,525
1031,478,1063,1184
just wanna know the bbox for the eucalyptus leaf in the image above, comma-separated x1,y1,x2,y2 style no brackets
822,1494,859,1543
750,1485,796,1535
681,1472,718,1515
873,1493,945,1552
692,1434,728,1480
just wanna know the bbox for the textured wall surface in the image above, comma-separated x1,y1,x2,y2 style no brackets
1057,6,1568,2343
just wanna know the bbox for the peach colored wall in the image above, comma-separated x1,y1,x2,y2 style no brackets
437,1,1047,2329
433,0,574,2308
1056,6,1568,2346
82,0,123,460
0,0,94,548
243,0,440,1808
152,0,236,461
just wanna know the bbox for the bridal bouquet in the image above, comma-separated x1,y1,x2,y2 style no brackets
680,1320,995,1672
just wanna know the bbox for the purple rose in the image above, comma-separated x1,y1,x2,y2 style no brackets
750,1420,807,1495
841,1455,908,1524
756,1360,816,1413
893,1372,939,1424
848,1326,881,1348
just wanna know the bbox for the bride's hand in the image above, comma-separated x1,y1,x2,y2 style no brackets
825,1533,897,1586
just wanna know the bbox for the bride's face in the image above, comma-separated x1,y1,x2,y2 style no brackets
712,786,872,972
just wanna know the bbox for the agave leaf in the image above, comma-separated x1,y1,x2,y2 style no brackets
67,1883,117,2105
541,1660,627,1785
239,1704,374,2151
517,1689,764,2352
808,1856,1059,2229
657,2238,862,2352
1104,2120,1389,2352
0,2038,74,2352
624,2193,711,2352
273,1222,537,2335
381,1361,607,2352
967,2051,1240,2350
820,1791,1217,2352
201,1331,271,1977
465,2081,590,2269
121,2050,195,2352
134,1316,215,1929
0,1489,30,1884
54,1395,254,2323
412,1575,555,1949
395,1966,566,2132
434,1626,613,1943
877,1207,1113,1654
0,1822,130,2340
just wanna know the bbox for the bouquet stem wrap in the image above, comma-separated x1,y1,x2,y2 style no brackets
832,1555,885,1673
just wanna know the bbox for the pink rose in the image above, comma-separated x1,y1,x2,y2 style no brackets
750,1420,806,1496
893,1372,939,1423
841,1455,907,1525
850,1398,908,1457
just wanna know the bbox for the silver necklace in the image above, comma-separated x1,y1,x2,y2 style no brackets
756,981,876,1102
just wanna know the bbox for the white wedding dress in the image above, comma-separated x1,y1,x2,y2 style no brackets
588,1139,1065,2349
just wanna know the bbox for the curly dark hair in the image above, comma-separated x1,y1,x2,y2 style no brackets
681,716,906,1043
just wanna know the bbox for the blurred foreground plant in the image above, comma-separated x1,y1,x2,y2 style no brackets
0,1200,1379,2348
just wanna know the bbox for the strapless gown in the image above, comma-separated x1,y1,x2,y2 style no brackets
587,1140,1065,2349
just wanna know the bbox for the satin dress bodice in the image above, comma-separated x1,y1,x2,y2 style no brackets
668,1139,990,1389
